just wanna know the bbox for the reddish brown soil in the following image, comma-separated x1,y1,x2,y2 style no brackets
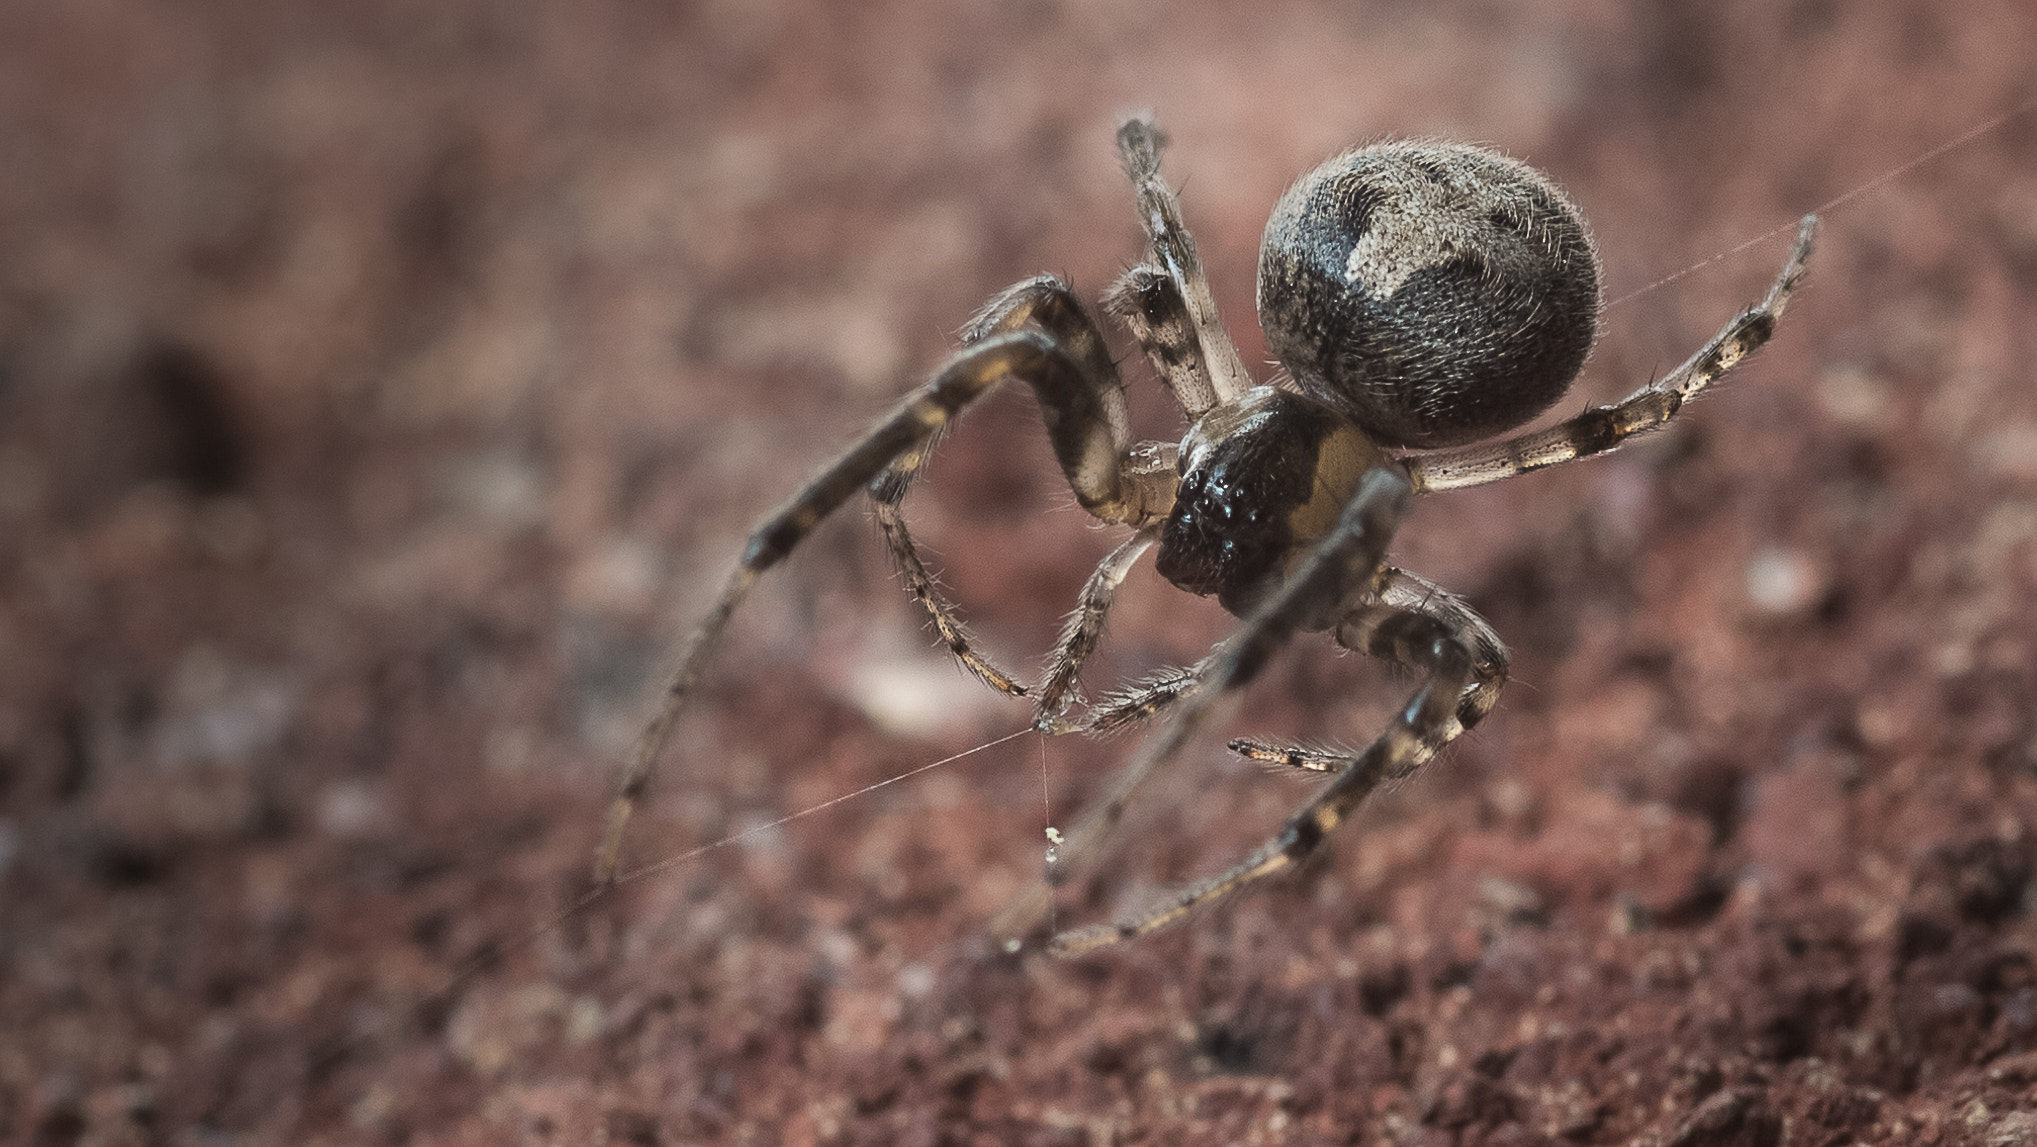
4,1,2035,1143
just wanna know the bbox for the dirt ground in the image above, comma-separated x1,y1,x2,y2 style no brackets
4,1,2036,1143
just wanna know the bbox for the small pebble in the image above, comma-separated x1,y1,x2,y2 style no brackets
1745,545,1824,616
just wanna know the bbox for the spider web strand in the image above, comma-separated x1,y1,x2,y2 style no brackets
1608,95,2037,308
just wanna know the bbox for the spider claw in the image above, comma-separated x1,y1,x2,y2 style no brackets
1033,712,1079,736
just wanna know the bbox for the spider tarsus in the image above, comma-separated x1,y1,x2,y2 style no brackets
1115,115,1165,178
1228,738,1347,773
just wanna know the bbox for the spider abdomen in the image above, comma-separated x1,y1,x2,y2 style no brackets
1257,142,1601,449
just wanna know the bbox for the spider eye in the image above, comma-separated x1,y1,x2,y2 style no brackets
1156,456,1288,611
1256,142,1601,449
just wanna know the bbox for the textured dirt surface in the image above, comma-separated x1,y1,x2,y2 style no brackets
4,1,2036,1144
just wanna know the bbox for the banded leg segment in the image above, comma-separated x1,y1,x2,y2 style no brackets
1051,605,1476,956
990,465,1416,948
1231,567,1511,770
598,327,1161,884
1225,742,1350,773
1104,264,1219,418
872,503,1026,696
866,277,1173,696
1033,527,1162,732
1116,118,1256,405
1405,215,1816,493
1081,657,1215,737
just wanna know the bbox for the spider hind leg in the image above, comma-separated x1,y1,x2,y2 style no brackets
1405,215,1817,493
992,465,1419,950
1050,583,1488,956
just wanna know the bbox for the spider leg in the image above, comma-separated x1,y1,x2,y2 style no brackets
1103,264,1218,418
1404,215,1816,493
871,500,1026,694
990,465,1415,949
866,277,1177,697
1049,571,1487,956
1079,655,1217,736
1225,742,1350,773
1116,117,1256,405
1033,526,1163,731
1070,566,1503,750
1230,567,1510,772
596,326,1170,884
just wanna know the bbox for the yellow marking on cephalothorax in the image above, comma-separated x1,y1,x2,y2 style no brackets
1286,423,1391,547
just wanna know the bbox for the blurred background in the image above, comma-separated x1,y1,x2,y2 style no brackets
2,0,2033,1141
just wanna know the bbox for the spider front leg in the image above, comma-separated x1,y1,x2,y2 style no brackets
1072,570,1502,787
1104,264,1219,418
595,324,1168,885
867,276,1175,701
1116,118,1256,405
991,465,1417,951
1405,215,1817,493
1032,524,1164,731
1079,654,1219,738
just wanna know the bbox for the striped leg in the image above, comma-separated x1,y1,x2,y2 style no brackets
1079,657,1216,737
990,466,1416,950
1066,565,1506,754
1230,567,1510,772
1224,742,1349,773
596,326,1164,884
1049,599,1477,956
1033,526,1163,732
871,501,1026,696
866,277,1151,697
1404,215,1816,493
1103,265,1218,418
1116,118,1256,405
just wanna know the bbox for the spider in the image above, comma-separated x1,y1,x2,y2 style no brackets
595,117,1816,957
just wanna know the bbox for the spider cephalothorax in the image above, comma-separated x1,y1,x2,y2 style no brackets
1155,386,1385,616
597,117,1816,957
